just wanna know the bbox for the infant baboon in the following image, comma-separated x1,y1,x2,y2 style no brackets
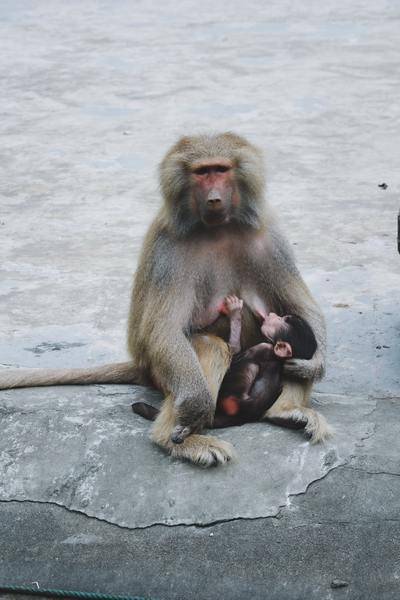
213,296,317,428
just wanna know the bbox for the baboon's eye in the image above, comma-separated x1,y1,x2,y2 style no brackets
193,166,209,175
193,164,231,175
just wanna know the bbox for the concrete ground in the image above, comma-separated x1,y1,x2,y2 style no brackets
0,1,399,599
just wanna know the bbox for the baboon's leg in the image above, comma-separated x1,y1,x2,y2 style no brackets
151,334,235,467
264,380,333,442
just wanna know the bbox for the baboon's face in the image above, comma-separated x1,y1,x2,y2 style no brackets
190,160,240,227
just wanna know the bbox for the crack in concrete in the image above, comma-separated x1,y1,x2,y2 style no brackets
0,459,346,531
362,401,379,419
345,466,400,478
0,494,288,531
0,391,381,530
273,459,347,519
0,393,388,532
284,518,400,527
358,422,377,444
0,498,146,532
3,458,396,532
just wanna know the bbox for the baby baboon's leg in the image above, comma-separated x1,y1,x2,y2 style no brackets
151,334,235,467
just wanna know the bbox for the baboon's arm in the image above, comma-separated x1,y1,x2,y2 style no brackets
129,230,215,428
281,274,326,381
260,226,326,381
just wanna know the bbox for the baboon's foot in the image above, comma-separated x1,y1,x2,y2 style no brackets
265,408,333,443
152,429,235,467
171,434,235,466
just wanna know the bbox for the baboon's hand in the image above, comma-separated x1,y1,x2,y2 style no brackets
171,425,193,444
284,350,325,381
171,392,214,444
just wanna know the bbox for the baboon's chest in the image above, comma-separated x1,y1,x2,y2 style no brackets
191,239,269,328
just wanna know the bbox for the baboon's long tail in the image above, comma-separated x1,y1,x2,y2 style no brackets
0,361,141,390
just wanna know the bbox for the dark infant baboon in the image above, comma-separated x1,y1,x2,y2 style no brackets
0,133,329,466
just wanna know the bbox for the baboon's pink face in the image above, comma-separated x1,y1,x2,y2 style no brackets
190,160,240,227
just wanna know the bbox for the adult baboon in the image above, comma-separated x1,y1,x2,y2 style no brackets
0,133,328,467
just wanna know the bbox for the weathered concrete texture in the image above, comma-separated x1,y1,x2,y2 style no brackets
0,400,399,600
0,386,374,527
0,0,400,598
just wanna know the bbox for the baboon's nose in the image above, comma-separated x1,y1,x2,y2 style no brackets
207,197,222,206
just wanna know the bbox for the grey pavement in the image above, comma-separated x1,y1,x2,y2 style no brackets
0,1,399,599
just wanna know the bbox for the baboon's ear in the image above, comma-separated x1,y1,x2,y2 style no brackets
274,341,293,358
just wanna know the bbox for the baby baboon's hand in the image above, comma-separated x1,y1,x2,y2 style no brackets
223,295,243,317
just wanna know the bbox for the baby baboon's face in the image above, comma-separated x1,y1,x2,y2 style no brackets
260,313,290,342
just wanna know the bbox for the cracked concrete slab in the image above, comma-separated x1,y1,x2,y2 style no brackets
1,438,400,600
0,386,374,527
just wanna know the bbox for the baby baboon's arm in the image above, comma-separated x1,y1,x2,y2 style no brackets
221,295,244,355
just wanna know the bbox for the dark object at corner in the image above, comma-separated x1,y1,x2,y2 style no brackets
398,210,400,253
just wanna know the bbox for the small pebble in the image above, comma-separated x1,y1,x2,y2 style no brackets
331,579,349,589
